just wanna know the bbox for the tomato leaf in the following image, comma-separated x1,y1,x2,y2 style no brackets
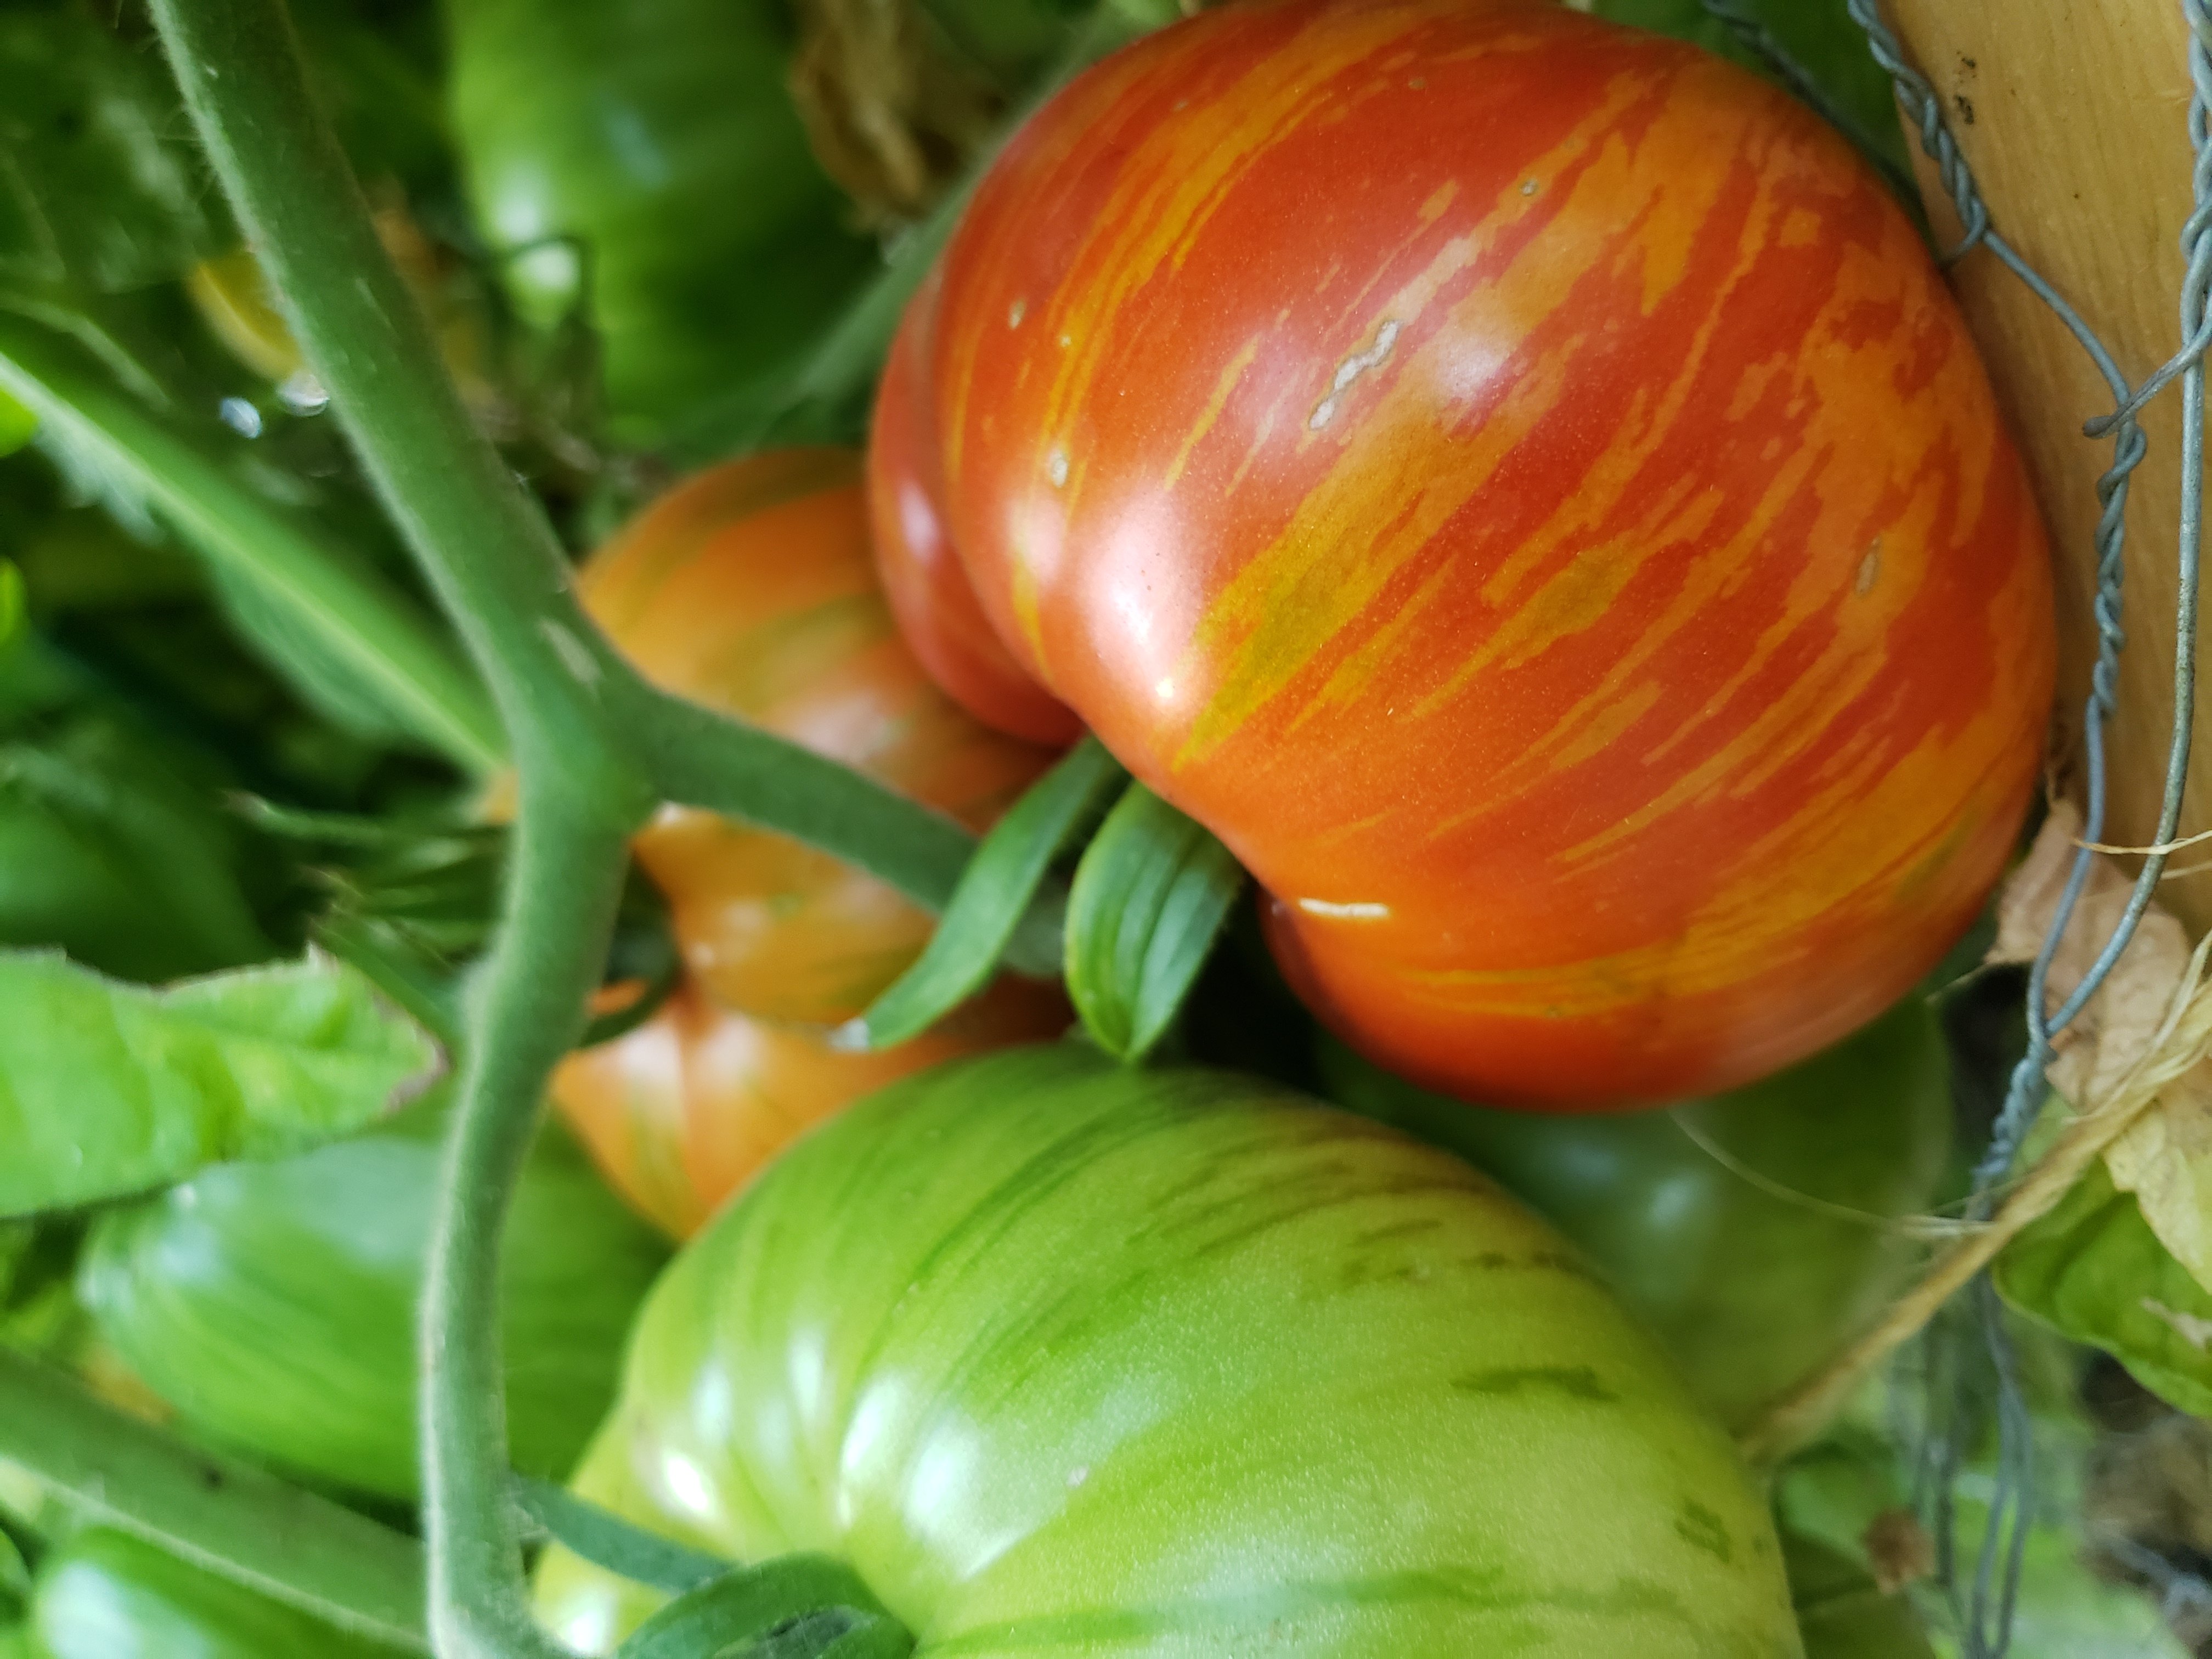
0,727,272,983
612,1555,901,1659
511,1477,726,1595
0,313,504,774
855,736,1124,1049
1994,1159,2212,1418
1064,782,1246,1061
0,951,443,1218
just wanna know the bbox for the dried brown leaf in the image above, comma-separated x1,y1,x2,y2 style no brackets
1991,803,2212,1294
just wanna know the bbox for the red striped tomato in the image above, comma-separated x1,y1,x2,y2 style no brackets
876,0,2054,1105
870,276,1085,747
581,450,1063,1026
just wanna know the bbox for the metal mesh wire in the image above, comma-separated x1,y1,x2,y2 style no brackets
1699,2,2212,1652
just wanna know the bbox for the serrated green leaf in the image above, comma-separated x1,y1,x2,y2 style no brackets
1065,782,1245,1061
857,736,1122,1048
1994,1160,2212,1418
0,951,443,1217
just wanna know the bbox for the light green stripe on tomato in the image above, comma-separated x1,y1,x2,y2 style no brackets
537,1044,1801,1657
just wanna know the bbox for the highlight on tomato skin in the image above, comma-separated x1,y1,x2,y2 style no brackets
550,977,1068,1238
576,449,1065,1027
870,280,1086,749
887,0,2057,1108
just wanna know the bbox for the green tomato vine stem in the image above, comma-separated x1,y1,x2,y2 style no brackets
136,1,1071,1653
0,1349,430,1653
417,795,633,1659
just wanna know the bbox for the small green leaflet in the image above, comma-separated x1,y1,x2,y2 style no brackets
855,737,1124,1049
1994,1161,2212,1419
614,1554,906,1659
1065,782,1246,1062
511,1476,726,1596
0,951,443,1217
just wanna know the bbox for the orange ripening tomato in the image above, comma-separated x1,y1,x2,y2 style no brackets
551,978,1068,1237
580,450,1064,1025
879,0,2055,1108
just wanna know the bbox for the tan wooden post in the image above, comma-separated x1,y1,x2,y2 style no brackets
1877,1,2207,927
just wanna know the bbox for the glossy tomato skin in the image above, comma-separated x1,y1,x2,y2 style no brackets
550,977,1068,1237
78,1103,666,1502
905,0,2053,1106
869,279,1084,747
1322,995,1953,1430
582,451,1062,1025
534,1045,1802,1658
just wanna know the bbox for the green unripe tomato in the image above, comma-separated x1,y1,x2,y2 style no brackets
447,0,878,439
27,1530,395,1659
535,1043,1803,1657
1320,997,1953,1430
78,1105,667,1502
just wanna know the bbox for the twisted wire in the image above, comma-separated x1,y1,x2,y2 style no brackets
1699,2,2212,1654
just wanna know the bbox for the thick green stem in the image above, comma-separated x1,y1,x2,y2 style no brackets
0,313,503,776
139,5,1115,1655
146,0,650,819
618,680,1062,974
0,1350,428,1654
419,794,630,1659
147,8,646,1656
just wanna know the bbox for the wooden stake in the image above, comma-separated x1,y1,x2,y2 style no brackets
1879,0,2205,927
